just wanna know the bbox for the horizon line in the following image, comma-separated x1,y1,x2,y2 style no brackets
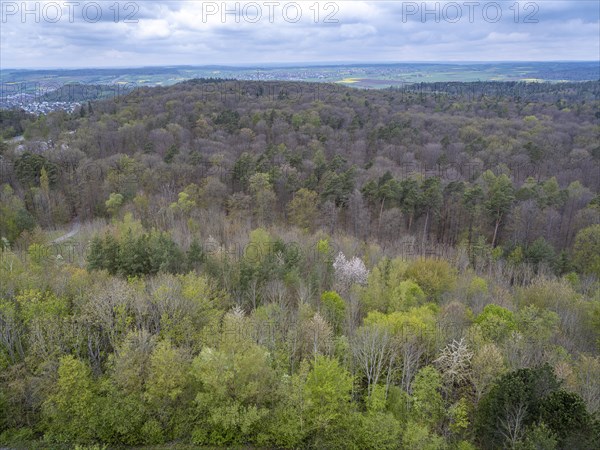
1,60,598,71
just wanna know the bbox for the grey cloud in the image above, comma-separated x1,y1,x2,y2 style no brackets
0,0,597,67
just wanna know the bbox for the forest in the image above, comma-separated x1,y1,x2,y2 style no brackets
0,79,599,449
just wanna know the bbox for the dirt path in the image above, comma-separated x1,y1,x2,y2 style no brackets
51,220,81,244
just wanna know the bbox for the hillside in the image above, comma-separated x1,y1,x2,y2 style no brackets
0,80,599,449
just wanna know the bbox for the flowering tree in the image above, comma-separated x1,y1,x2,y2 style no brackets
333,252,369,290
434,338,473,388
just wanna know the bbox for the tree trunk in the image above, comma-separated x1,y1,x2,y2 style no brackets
422,209,430,247
492,215,501,248
377,197,385,236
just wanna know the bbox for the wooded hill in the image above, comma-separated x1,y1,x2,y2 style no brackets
0,80,599,449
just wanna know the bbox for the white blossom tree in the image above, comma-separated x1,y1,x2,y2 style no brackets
434,338,473,388
333,252,369,291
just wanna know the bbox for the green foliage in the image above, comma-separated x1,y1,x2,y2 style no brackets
321,290,346,333
402,420,446,450
214,109,240,133
474,304,516,343
191,314,277,445
87,229,184,277
539,390,592,445
14,152,58,188
482,170,515,246
0,184,36,242
515,423,557,450
163,144,179,163
573,224,600,278
405,258,457,302
515,304,560,343
357,396,402,450
320,165,356,207
185,238,205,270
105,192,124,216
23,114,50,139
389,279,426,311
303,355,355,447
360,257,408,312
2,80,600,450
145,340,191,409
42,355,98,443
525,237,556,271
411,366,445,429
170,189,196,214
467,276,488,298
94,379,146,446
448,397,470,436
473,365,595,449
288,188,319,231
232,152,256,191
364,304,438,342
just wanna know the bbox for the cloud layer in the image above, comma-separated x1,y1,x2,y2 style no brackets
1,1,598,68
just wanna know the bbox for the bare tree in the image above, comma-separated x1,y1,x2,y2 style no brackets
298,312,333,361
433,338,473,388
499,402,528,449
351,323,394,397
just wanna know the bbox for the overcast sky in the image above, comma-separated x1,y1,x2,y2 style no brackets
1,1,598,68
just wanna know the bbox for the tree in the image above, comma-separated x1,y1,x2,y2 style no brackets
524,237,556,272
572,224,600,278
405,257,456,302
144,340,192,440
249,172,276,225
333,252,369,291
14,152,58,188
105,192,124,216
475,365,560,449
169,191,195,215
482,171,514,247
362,172,400,236
298,312,334,361
471,342,506,402
539,390,592,446
462,184,484,257
351,322,394,397
420,177,443,245
214,109,240,133
303,355,355,447
411,366,445,430
42,356,98,443
359,257,408,313
186,239,205,271
516,423,557,450
473,304,517,343
388,280,426,312
402,419,446,450
232,152,255,189
434,338,473,389
356,385,402,450
191,308,278,445
573,355,600,415
288,188,319,231
399,178,423,232
259,364,308,448
320,291,346,334
0,184,36,242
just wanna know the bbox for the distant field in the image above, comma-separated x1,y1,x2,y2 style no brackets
1,61,598,94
